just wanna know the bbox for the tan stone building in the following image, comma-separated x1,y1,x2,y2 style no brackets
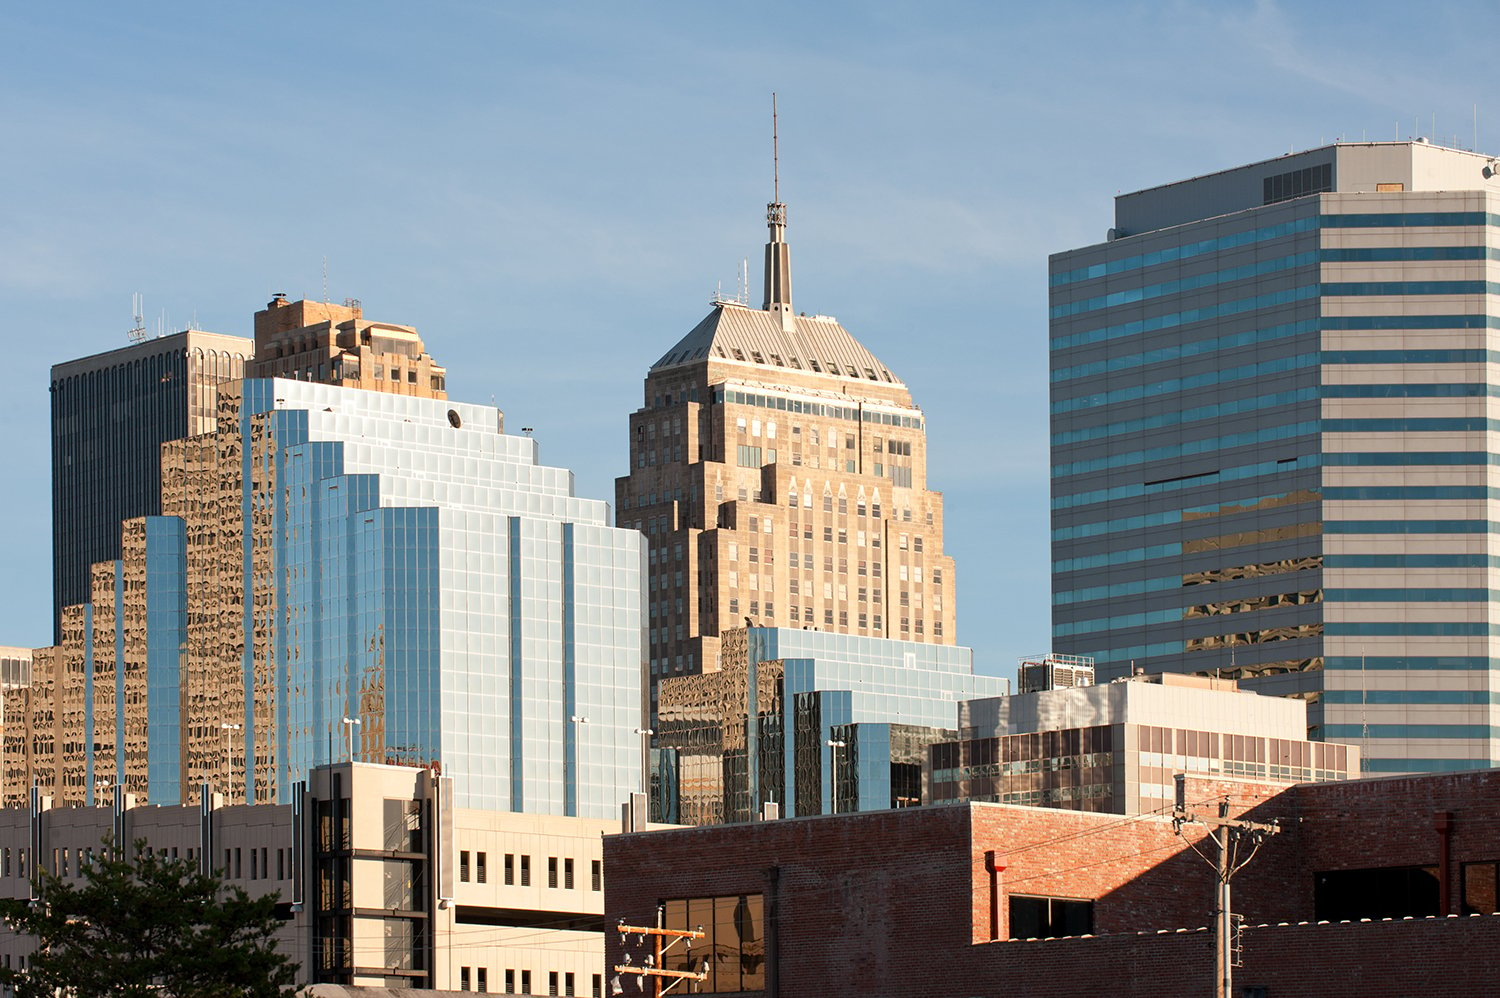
617,197,957,718
247,294,448,398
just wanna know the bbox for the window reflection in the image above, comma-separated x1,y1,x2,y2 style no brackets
662,894,764,993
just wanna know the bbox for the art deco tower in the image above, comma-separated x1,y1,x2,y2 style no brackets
618,189,957,719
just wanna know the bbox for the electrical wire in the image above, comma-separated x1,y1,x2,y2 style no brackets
990,793,1224,860
1001,840,1182,888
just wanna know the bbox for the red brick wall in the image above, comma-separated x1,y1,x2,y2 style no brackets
978,915,1500,997
1273,770,1500,917
607,807,977,997
606,770,1500,996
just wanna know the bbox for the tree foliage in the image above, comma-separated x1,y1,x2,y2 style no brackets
0,838,298,998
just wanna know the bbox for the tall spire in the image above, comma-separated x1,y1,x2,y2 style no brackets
763,93,794,328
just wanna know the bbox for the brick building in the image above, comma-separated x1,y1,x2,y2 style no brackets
605,769,1500,996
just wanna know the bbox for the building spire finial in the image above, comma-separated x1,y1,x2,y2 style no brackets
773,91,780,205
763,92,793,324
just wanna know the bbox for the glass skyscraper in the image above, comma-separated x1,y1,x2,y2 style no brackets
1049,140,1500,774
25,376,645,817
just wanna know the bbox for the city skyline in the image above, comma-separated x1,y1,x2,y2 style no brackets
7,2,1500,681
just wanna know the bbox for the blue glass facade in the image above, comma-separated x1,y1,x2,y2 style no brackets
65,378,644,817
657,626,1006,823
1050,142,1500,774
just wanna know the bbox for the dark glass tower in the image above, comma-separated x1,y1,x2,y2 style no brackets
50,330,252,639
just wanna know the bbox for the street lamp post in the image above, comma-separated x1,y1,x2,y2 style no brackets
568,716,590,817
825,738,847,814
341,716,362,763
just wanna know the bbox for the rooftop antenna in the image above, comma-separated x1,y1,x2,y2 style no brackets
772,92,780,204
128,293,147,345
323,256,329,304
763,92,793,322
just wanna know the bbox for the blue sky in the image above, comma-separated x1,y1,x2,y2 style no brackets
3,1,1498,680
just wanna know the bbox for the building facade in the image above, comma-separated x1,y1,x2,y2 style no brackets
246,295,448,398
617,197,956,720
606,768,1500,997
18,373,645,816
1049,140,1500,774
0,762,645,991
656,626,1007,825
51,329,253,637
929,672,1359,814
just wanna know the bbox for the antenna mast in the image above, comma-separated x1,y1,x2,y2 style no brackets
127,293,147,345
772,92,780,204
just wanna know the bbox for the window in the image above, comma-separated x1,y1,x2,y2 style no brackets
548,857,558,889
522,971,532,995
505,853,515,885
549,971,559,995
506,970,516,994
462,967,471,991
661,895,764,993
565,858,575,889
520,855,531,887
1463,861,1499,915
1263,161,1332,205
1009,895,1093,939
461,850,471,882
477,851,488,884
478,968,489,993
591,859,602,891
1315,865,1439,921
592,975,602,998
565,972,575,996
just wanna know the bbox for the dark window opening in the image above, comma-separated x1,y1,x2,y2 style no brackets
1009,895,1093,939
1314,865,1439,921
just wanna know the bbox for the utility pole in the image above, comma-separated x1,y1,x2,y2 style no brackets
1172,774,1280,998
613,909,707,996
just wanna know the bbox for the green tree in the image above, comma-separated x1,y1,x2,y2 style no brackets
0,838,298,998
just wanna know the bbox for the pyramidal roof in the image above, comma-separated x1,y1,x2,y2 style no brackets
650,302,904,387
